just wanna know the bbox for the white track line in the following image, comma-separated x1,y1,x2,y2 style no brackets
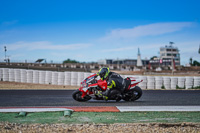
116,106,200,112
1,106,200,112
0,108,73,113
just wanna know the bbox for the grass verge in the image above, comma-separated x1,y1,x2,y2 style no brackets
0,112,200,124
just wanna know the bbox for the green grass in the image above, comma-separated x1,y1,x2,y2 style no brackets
0,112,200,124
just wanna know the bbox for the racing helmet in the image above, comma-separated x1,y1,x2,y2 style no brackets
98,67,110,80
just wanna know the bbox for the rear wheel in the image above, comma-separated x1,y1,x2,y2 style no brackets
123,86,142,101
72,89,91,102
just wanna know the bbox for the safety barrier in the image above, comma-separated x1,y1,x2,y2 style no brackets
33,70,39,84
147,76,155,89
138,76,147,89
45,71,52,84
0,68,199,89
57,72,64,85
64,72,71,85
155,76,163,89
51,72,58,85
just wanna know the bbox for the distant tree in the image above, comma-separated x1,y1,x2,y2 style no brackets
198,45,200,54
150,56,158,60
90,61,97,64
63,59,79,64
189,57,200,66
189,57,193,66
193,60,200,66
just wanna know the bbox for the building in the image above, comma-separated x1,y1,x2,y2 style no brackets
98,59,149,66
113,59,137,65
97,59,113,65
149,44,180,67
137,48,143,67
110,48,145,66
160,44,180,66
97,48,149,67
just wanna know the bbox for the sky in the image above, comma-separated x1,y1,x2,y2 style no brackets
0,0,200,65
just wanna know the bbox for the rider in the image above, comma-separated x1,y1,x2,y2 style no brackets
96,67,125,101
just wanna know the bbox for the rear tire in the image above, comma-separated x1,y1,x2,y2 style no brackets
72,89,91,102
123,86,142,101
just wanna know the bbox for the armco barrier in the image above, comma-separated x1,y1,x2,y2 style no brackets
0,68,199,89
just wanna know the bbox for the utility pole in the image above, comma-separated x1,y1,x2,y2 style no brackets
169,42,174,75
4,46,7,63
117,57,119,70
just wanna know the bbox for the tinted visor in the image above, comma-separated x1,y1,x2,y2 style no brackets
99,73,105,78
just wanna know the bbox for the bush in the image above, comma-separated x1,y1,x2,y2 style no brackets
191,86,200,89
63,59,79,64
176,85,185,89
161,85,165,89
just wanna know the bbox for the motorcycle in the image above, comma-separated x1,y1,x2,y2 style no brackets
72,74,143,102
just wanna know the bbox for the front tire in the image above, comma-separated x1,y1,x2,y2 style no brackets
72,89,91,102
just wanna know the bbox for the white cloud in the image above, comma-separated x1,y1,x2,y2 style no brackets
1,20,18,26
101,40,200,65
4,41,92,51
51,52,69,57
101,22,193,41
102,43,164,52
177,41,200,62
102,47,135,52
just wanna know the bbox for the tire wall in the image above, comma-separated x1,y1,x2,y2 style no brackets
0,68,199,89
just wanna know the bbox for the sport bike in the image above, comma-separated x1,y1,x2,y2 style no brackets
72,74,143,102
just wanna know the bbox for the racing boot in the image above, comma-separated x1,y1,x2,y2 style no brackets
95,90,108,101
95,90,103,97
102,89,109,101
103,96,108,101
93,96,103,100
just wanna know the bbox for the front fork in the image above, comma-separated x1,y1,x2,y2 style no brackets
79,87,99,98
79,87,87,98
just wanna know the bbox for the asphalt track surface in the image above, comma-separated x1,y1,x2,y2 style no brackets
0,90,200,107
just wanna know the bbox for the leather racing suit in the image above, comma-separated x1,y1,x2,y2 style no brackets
102,72,125,99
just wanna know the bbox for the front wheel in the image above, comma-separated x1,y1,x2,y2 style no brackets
123,86,143,101
72,89,91,102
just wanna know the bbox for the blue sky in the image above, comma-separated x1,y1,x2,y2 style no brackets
0,0,200,65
